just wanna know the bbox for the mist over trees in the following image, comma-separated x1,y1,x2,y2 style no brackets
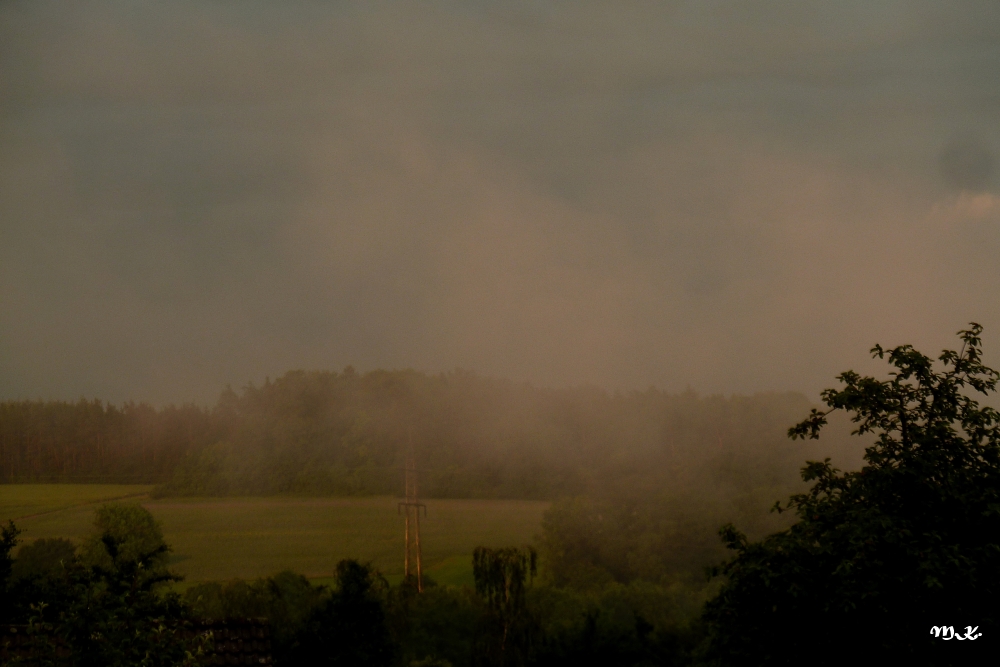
1,372,862,588
5,327,999,663
2,370,864,606
0,370,859,500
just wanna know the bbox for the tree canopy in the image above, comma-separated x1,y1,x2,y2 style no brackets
3,503,204,667
702,324,999,664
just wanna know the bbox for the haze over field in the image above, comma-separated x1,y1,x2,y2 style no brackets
2,1,999,404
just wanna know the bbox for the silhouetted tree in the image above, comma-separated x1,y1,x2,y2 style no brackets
4,505,207,667
703,324,999,665
287,559,395,667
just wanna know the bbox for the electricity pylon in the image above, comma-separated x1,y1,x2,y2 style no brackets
398,432,426,592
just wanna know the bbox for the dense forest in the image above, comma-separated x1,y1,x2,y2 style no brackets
0,368,861,499
0,400,219,484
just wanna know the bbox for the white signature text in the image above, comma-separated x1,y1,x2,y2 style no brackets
930,626,981,641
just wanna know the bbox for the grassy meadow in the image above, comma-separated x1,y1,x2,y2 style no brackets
1,485,549,587
0,484,154,521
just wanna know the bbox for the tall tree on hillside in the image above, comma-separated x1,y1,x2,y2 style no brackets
702,324,999,664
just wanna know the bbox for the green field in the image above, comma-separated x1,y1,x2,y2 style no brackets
1,485,549,587
0,484,154,521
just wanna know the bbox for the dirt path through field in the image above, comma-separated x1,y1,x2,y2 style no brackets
1,485,155,523
11,492,150,521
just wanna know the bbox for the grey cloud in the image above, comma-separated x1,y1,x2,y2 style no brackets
2,0,1000,405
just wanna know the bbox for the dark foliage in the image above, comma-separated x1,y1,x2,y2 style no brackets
472,546,538,667
184,570,324,663
528,582,702,667
285,559,396,667
702,324,1000,665
387,581,484,667
3,505,209,667
1,520,21,624
52,545,201,667
11,539,76,582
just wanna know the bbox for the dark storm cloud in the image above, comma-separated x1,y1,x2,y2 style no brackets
2,1,1000,404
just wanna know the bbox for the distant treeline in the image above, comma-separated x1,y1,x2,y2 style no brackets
0,400,219,484
0,368,861,503
2,367,866,604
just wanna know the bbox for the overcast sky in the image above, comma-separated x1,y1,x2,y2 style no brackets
1,0,999,405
